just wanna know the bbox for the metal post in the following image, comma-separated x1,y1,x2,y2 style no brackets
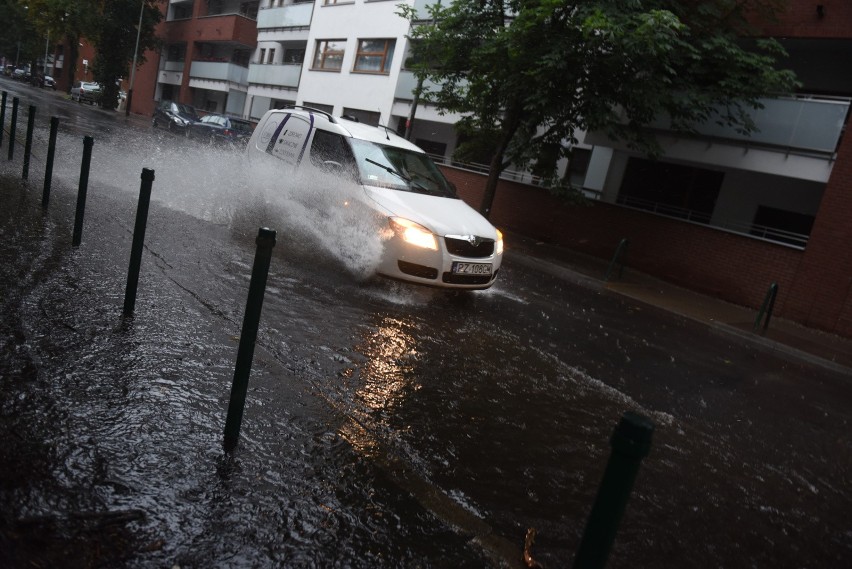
7,97,19,160
572,411,655,569
605,238,629,282
22,105,36,180
43,117,59,208
0,91,6,147
224,227,277,450
753,282,779,333
72,136,94,247
123,168,155,316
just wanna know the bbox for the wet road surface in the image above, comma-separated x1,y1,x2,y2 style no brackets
0,80,850,567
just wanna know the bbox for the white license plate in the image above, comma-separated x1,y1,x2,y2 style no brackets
452,262,492,275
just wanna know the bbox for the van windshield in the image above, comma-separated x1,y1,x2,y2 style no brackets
349,139,457,198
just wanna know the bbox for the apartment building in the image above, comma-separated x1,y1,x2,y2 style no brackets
134,0,460,154
133,0,852,336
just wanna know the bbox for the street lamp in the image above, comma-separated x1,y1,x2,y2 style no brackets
126,0,145,116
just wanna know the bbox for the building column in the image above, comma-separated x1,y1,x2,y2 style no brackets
783,117,852,336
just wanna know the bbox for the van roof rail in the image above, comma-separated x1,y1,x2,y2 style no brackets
278,105,337,124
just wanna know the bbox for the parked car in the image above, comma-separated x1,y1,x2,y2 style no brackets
188,114,255,147
71,81,102,104
246,106,504,290
42,75,56,89
152,100,200,133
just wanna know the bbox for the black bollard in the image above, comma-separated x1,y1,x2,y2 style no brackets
72,136,95,247
22,105,36,180
7,97,18,160
0,91,6,147
572,411,655,569
42,117,60,208
224,227,277,449
123,168,155,316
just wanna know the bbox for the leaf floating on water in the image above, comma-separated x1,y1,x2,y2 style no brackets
523,527,544,568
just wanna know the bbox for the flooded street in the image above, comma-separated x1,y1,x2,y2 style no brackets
1,84,850,568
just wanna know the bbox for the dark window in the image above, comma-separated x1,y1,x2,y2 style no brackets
284,48,305,64
414,138,447,158
752,206,814,245
618,157,723,223
302,101,333,114
342,107,380,127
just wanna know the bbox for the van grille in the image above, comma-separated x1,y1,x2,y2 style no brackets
444,236,494,258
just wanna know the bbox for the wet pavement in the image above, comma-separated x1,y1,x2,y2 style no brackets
1,79,851,568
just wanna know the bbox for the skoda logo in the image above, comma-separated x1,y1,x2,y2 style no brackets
465,235,481,247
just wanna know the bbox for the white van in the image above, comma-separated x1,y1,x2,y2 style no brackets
245,107,503,290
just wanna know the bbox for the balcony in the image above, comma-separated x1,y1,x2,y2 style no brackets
411,0,441,20
163,60,184,72
247,63,301,88
257,3,313,29
190,61,249,85
158,70,183,86
163,14,257,47
394,70,446,100
651,96,850,155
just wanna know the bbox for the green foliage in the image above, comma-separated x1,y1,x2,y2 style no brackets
7,0,161,107
399,0,798,211
90,0,162,110
0,1,42,69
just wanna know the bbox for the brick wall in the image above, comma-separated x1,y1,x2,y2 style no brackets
783,114,852,337
440,166,852,335
755,0,852,38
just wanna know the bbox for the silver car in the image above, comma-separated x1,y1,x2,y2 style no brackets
71,81,102,105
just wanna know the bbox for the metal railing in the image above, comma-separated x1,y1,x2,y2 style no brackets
616,195,810,248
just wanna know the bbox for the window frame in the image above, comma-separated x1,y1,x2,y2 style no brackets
312,39,346,72
352,38,395,75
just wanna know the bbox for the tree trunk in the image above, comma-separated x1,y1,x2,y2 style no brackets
65,34,79,94
478,107,522,219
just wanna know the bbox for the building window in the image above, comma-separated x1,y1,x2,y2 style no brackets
284,48,305,64
302,102,334,115
342,108,381,127
259,48,266,64
267,48,276,64
323,0,354,5
353,39,395,74
312,40,345,71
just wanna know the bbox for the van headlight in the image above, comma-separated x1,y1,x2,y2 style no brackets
389,217,438,251
496,229,504,256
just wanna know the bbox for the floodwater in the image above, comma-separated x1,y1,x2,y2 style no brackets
1,86,851,568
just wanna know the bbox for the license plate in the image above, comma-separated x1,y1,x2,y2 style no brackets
452,262,492,275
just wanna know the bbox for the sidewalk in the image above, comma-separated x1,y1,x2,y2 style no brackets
504,232,852,376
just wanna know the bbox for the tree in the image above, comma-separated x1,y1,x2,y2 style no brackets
0,0,42,73
91,0,162,110
15,0,161,106
399,0,798,217
18,0,98,90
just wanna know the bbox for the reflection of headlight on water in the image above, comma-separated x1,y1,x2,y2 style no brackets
356,317,419,412
339,316,419,455
389,217,438,251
